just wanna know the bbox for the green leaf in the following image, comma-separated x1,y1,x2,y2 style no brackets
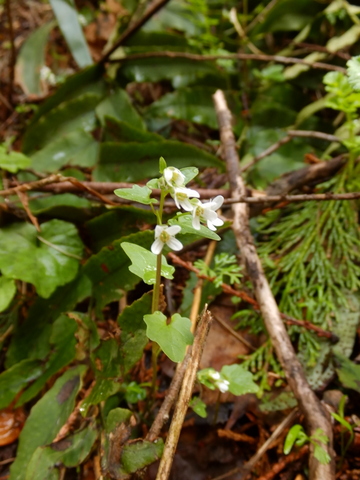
104,117,164,143
96,89,145,130
313,443,331,465
80,379,121,417
331,412,353,432
94,141,223,182
0,359,44,409
84,231,154,312
121,243,175,285
15,21,56,95
143,311,193,362
23,93,101,154
168,214,221,242
284,424,306,455
6,271,91,367
189,397,207,418
120,440,164,477
49,0,93,68
17,315,78,406
220,364,259,396
159,156,167,173
0,146,31,173
118,292,152,375
30,129,99,172
114,185,158,205
0,277,16,312
335,353,360,393
0,220,84,298
347,55,360,91
25,423,98,480
10,365,86,480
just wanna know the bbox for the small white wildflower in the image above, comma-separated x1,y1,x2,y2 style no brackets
163,167,186,188
151,225,183,255
172,186,200,211
209,371,221,381
191,195,224,231
216,379,230,393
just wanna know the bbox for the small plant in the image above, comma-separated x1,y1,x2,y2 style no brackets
330,395,354,466
194,253,242,288
284,424,331,465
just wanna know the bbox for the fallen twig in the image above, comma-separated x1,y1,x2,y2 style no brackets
213,89,335,479
155,308,212,480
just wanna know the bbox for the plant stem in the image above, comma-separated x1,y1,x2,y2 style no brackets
151,253,162,313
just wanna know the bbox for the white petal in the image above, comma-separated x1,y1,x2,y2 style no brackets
211,195,224,210
203,209,218,221
166,225,181,235
192,215,201,230
207,221,217,231
151,238,164,254
167,237,183,251
154,225,165,238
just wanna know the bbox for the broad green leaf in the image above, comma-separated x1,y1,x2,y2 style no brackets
120,440,164,477
335,353,360,393
84,231,154,311
143,311,193,362
96,89,145,130
49,0,93,68
121,243,175,285
180,167,199,184
85,207,154,252
114,185,158,205
118,292,152,374
80,379,121,417
10,365,86,480
17,315,78,406
0,220,84,298
23,93,101,154
15,21,55,95
104,117,163,143
30,129,99,172
347,55,360,91
0,359,44,409
29,193,93,217
0,146,31,173
284,424,305,455
189,397,207,418
6,271,91,367
125,30,189,48
220,364,259,396
0,277,16,312
95,141,223,182
146,87,221,129
25,422,98,480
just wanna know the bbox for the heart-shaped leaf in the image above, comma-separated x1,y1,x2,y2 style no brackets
143,311,193,362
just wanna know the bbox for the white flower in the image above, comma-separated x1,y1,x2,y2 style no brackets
209,371,221,381
163,167,185,188
216,379,230,393
151,225,183,254
191,195,224,231
172,186,200,211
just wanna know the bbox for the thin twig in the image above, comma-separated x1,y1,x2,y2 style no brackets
240,135,292,172
100,0,172,63
109,51,346,72
168,252,338,342
212,312,256,351
0,174,67,196
211,409,299,480
155,308,212,480
213,89,335,480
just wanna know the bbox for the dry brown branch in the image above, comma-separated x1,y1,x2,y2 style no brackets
155,308,212,480
168,252,338,342
109,50,346,72
213,89,335,480
100,0,172,63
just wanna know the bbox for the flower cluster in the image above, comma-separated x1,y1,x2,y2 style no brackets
151,166,224,254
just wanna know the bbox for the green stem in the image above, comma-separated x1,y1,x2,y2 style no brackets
151,253,162,313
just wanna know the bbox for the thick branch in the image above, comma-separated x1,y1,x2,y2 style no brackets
213,89,335,480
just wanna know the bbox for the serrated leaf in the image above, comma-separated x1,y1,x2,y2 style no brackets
143,311,193,362
220,364,259,396
94,141,223,183
49,0,93,68
118,292,152,375
0,359,44,409
30,129,99,172
0,220,83,298
96,89,145,130
121,243,175,285
114,185,158,205
15,21,56,95
10,365,86,480
0,146,31,173
0,277,16,312
25,423,98,480
6,271,91,367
